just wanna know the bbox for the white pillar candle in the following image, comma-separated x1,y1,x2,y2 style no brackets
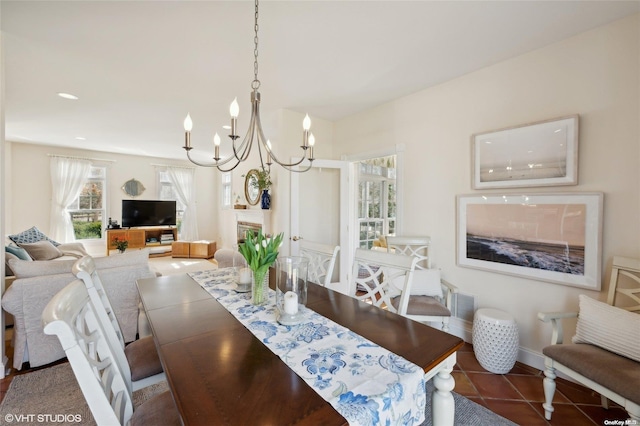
283,291,298,315
239,268,252,285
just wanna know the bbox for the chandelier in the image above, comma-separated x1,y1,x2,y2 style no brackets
182,0,315,173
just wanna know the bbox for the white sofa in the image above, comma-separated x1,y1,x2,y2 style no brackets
2,249,155,369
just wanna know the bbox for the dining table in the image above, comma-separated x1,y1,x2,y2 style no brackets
136,268,464,425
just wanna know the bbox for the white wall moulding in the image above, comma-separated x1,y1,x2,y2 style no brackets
471,115,579,189
456,193,603,290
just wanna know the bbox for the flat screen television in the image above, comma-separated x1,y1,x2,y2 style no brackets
122,200,177,228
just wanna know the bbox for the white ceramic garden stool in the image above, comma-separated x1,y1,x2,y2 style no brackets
472,308,519,374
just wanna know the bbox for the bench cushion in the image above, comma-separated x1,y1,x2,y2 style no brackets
543,343,640,405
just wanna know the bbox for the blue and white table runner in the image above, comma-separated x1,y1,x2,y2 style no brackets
189,268,426,426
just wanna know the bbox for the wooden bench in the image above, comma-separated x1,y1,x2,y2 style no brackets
538,256,640,422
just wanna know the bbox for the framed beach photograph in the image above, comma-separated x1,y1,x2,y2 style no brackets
471,115,579,189
457,193,603,289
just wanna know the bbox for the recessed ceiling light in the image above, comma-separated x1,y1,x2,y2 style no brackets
57,92,78,100
75,137,86,140
222,125,231,130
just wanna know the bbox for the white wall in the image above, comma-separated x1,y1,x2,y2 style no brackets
334,14,640,363
6,142,218,248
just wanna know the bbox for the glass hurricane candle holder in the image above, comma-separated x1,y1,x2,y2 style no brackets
233,246,252,293
275,256,309,325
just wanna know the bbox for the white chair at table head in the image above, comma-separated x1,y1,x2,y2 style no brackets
42,280,181,426
299,240,340,288
385,236,458,332
72,255,165,392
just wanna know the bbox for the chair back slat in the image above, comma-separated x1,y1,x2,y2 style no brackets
73,256,134,394
43,280,134,426
350,248,417,315
299,240,340,287
607,256,640,312
386,236,431,269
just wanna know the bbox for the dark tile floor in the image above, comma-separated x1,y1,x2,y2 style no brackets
0,331,631,425
453,343,630,425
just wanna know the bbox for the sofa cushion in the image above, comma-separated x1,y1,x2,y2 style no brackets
9,258,77,278
19,241,64,261
8,226,60,247
6,244,32,261
543,343,640,405
571,295,640,362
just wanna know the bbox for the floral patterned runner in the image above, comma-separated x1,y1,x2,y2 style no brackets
189,268,426,426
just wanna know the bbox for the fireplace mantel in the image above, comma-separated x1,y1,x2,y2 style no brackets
235,210,271,239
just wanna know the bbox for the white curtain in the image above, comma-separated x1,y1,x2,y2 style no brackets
50,157,92,243
167,167,199,241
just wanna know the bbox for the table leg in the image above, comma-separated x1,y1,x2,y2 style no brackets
432,354,456,426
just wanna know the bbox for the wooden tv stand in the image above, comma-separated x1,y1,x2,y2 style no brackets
106,227,178,256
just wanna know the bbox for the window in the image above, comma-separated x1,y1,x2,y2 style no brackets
357,156,397,249
221,172,232,209
158,170,185,231
68,166,106,239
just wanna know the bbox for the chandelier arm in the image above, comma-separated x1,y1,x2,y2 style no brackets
254,108,309,168
279,162,314,173
185,150,223,168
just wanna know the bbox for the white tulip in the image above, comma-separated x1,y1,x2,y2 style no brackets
262,240,267,248
255,244,260,251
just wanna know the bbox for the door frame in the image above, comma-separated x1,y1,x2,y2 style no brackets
290,158,351,290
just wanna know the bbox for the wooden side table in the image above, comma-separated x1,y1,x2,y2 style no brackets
171,241,191,258
190,241,217,259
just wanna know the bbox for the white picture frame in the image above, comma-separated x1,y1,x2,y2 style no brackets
471,115,579,189
456,193,603,290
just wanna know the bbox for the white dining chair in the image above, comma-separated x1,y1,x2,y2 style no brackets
349,248,418,315
386,236,458,331
42,280,181,426
72,256,165,392
299,240,340,287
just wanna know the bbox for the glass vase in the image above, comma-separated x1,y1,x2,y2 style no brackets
251,269,270,306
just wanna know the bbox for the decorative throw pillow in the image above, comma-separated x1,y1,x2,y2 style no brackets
8,226,60,246
5,244,32,261
572,294,640,362
410,269,443,298
18,240,64,261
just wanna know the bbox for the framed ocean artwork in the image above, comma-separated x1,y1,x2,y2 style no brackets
456,193,603,290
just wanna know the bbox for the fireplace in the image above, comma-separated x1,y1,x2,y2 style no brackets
237,221,262,243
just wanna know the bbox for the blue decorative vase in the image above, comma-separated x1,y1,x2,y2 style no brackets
261,189,271,210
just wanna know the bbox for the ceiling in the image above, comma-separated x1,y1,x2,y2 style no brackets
3,1,639,162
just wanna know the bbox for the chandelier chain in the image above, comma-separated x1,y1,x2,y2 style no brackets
252,0,260,90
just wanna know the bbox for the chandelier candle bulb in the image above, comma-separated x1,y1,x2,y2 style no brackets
183,114,193,149
230,98,239,137
213,133,221,160
308,133,315,160
266,140,272,165
284,291,298,315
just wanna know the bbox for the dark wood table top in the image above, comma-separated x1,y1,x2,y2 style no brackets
137,272,463,426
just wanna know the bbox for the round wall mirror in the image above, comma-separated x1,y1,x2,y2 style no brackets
244,169,260,205
122,178,146,197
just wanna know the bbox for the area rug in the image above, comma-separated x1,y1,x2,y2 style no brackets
148,256,217,276
1,362,516,426
0,363,167,426
420,380,517,426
